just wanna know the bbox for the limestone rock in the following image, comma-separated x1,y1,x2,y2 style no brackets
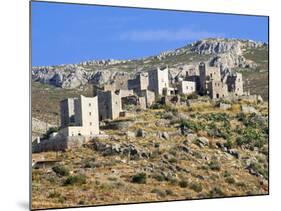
195,137,209,147
219,103,231,110
241,105,258,114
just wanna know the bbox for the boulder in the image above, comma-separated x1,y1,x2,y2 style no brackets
125,131,136,138
157,131,170,140
195,137,209,147
227,149,240,159
219,103,231,110
241,105,258,114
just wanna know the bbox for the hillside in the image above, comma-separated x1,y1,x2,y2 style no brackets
32,99,268,209
31,38,269,209
32,38,269,99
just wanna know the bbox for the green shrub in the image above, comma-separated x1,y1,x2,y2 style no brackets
52,165,69,177
208,161,221,171
179,180,188,188
169,157,177,163
151,188,166,197
223,171,231,177
151,103,164,109
165,189,174,195
248,162,268,179
83,160,95,168
190,183,203,192
187,93,198,100
131,173,147,184
225,177,236,184
209,187,225,197
236,181,247,188
153,174,165,182
42,127,59,139
180,119,205,132
48,191,61,198
64,174,87,186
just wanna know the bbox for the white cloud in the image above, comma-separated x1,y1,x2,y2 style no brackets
119,28,224,42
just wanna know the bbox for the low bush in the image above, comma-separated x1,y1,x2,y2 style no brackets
42,127,59,139
209,187,225,197
52,165,69,177
187,93,199,100
225,177,236,184
190,182,203,193
153,174,165,182
64,174,87,186
151,188,166,197
179,180,188,188
131,173,147,184
208,161,221,171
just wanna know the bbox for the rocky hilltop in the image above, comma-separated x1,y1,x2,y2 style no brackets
32,38,268,98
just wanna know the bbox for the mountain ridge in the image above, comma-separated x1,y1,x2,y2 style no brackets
31,38,268,99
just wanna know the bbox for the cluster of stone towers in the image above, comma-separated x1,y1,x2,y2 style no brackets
59,62,244,138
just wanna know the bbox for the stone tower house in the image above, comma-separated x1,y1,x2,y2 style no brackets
207,81,228,99
60,98,76,128
148,66,169,96
128,72,149,94
199,62,221,95
226,72,244,96
97,90,122,121
59,95,99,137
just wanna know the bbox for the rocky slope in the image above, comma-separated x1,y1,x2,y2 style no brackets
32,98,268,209
32,38,268,94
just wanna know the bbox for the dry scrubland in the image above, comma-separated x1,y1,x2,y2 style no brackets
32,96,268,209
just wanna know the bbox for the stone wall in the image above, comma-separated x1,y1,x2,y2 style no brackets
32,135,88,153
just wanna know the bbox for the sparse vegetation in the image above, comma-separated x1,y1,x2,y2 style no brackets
32,49,268,209
179,180,188,188
131,173,147,184
64,174,87,186
52,165,69,177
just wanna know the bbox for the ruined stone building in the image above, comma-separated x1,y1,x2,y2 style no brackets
97,90,122,121
59,95,99,137
199,62,222,95
148,66,169,96
128,72,149,94
127,71,156,107
207,80,229,99
139,89,156,107
60,98,76,128
178,81,196,95
197,62,244,99
185,67,201,91
224,71,244,96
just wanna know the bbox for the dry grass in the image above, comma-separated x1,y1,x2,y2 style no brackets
32,100,268,209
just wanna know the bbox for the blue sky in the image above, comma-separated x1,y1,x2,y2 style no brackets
32,2,268,66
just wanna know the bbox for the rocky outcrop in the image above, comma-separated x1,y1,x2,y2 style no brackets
89,140,150,160
32,38,266,89
32,65,90,89
32,117,57,135
191,39,243,55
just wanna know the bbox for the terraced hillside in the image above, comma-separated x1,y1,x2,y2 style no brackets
32,99,268,209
